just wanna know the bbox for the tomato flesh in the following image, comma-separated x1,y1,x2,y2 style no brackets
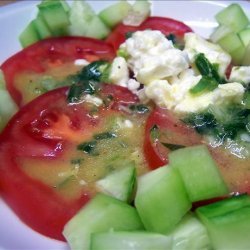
0,85,150,240
1,37,115,107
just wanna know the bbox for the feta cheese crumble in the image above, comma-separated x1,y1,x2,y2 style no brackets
120,30,189,85
229,66,250,86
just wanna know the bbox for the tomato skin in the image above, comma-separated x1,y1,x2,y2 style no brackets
1,37,116,107
144,107,201,169
0,84,141,241
106,16,193,50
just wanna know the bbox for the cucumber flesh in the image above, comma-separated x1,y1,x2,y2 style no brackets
239,27,250,47
196,194,250,250
19,21,40,48
123,0,151,26
170,212,211,250
38,0,70,35
90,231,172,250
169,145,228,202
0,71,18,131
68,0,110,39
99,1,132,28
63,193,144,250
33,14,52,39
215,3,249,32
242,42,250,66
95,162,136,202
209,25,232,43
135,166,191,234
217,32,245,65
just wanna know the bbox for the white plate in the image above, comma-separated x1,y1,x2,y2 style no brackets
0,1,249,249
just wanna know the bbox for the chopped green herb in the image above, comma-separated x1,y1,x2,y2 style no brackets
189,76,218,95
77,141,97,154
94,132,117,140
195,53,222,84
161,142,185,151
71,158,84,165
166,33,176,44
129,104,149,114
125,31,134,39
150,124,160,141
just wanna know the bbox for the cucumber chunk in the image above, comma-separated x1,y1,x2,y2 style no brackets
99,1,132,28
33,14,52,39
135,166,191,234
90,231,172,250
209,25,232,43
239,27,250,47
0,71,18,131
242,42,250,66
68,0,110,39
215,4,249,32
19,21,40,48
217,32,245,65
38,0,70,36
95,162,136,202
196,194,250,250
123,0,151,26
63,193,144,250
169,145,228,202
170,212,211,250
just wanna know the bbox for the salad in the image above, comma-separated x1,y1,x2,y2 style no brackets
0,0,250,249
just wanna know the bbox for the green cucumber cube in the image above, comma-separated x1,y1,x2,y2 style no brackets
99,1,132,28
90,231,172,250
19,21,40,48
33,14,52,39
63,193,144,250
38,0,70,35
209,25,232,43
239,27,250,47
218,32,245,65
95,163,136,202
196,194,250,250
169,145,228,202
170,212,211,250
68,0,110,39
215,3,249,32
242,42,250,65
135,166,191,234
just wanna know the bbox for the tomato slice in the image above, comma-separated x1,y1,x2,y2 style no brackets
144,107,201,169
0,84,150,240
1,37,116,107
106,16,193,51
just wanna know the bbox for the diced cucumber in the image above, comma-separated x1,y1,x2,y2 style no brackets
95,162,136,202
19,21,40,48
63,193,144,250
135,166,191,234
209,25,232,43
242,42,250,66
215,3,249,32
68,0,110,39
0,71,18,131
196,194,250,250
217,32,245,65
33,14,52,39
170,212,211,250
123,0,151,26
38,0,70,36
239,27,250,47
90,231,172,250
169,145,228,202
99,1,132,28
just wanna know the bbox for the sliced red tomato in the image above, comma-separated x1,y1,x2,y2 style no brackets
0,84,150,241
144,107,201,169
106,16,193,50
1,37,115,107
